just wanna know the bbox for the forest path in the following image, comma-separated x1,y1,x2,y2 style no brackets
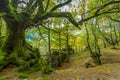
44,48,120,80
0,48,120,80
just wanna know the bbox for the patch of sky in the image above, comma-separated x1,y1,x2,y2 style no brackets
26,32,39,42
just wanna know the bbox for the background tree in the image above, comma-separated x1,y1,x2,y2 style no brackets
98,21,120,48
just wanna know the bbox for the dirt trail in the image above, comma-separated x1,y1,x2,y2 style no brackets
45,49,120,80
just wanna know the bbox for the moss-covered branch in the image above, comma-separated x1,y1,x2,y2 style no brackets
50,0,72,12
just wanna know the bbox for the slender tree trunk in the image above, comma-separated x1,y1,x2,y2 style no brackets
58,25,61,66
66,27,69,62
102,37,107,48
85,24,92,54
110,24,116,48
113,26,118,45
48,23,52,67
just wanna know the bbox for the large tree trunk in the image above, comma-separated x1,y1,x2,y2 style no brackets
2,22,25,54
0,21,40,71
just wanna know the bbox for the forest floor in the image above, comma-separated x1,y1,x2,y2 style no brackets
0,48,120,80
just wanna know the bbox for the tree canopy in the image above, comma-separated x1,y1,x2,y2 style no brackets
0,0,120,29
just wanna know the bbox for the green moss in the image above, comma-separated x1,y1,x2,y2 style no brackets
17,62,30,72
17,66,26,72
0,77,5,80
40,77,53,80
41,63,53,74
32,60,41,71
18,73,29,79
33,58,53,74
8,50,21,62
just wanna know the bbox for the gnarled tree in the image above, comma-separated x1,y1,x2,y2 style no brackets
0,0,79,70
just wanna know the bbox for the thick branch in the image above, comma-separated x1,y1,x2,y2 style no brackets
79,9,120,24
81,0,120,16
107,16,120,22
32,0,120,29
38,12,80,29
95,0,120,15
41,24,58,33
50,0,72,12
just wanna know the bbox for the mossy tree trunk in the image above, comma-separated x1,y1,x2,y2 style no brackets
85,22,102,66
2,21,25,54
0,20,40,70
